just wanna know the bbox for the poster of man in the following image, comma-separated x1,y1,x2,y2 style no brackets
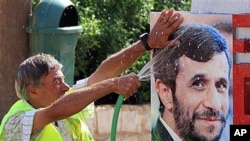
150,12,233,141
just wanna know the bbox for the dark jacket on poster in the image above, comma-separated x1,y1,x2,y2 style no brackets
152,118,174,141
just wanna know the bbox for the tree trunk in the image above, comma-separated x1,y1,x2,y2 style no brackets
0,0,31,121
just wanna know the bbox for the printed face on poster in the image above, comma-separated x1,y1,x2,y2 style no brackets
150,12,233,141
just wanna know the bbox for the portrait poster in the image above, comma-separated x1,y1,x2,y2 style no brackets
150,12,233,141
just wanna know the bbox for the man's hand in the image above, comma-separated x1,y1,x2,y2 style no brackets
112,73,141,99
148,8,184,49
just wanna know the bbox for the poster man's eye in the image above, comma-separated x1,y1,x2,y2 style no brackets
192,79,205,90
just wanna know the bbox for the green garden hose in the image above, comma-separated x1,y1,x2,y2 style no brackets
110,94,124,141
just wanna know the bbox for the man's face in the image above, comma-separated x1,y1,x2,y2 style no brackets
35,69,70,107
174,53,230,141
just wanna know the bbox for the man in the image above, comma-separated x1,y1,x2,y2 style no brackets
0,8,183,141
151,23,232,141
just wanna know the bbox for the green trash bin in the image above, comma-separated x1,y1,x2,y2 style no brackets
27,0,82,85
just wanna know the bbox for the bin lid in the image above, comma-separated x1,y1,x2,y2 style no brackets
36,26,83,34
27,0,82,33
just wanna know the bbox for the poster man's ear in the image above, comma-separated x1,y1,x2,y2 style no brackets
155,79,173,111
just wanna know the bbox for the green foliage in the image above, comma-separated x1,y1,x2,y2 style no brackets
72,0,154,79
152,0,191,11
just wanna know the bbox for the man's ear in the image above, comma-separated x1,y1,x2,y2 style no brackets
155,79,173,111
28,84,38,98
